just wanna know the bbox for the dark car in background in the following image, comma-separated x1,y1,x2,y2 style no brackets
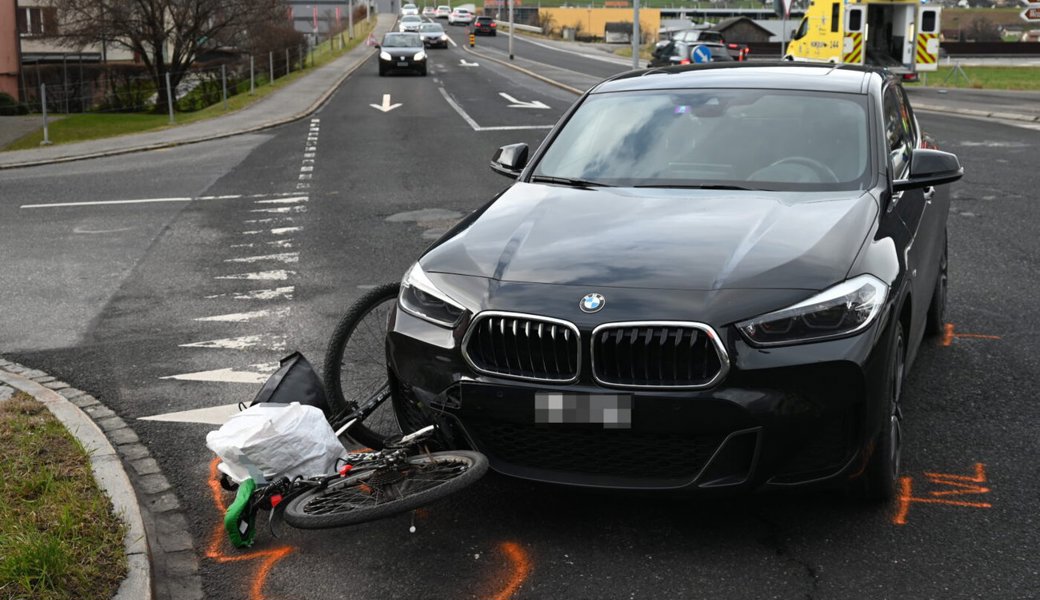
419,23,450,48
648,41,733,67
385,64,961,500
378,32,427,76
472,16,497,35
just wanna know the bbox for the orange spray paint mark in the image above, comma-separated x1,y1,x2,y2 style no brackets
941,323,1001,347
206,457,296,600
893,463,992,526
489,541,533,600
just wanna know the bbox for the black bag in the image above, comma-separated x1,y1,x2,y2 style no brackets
249,352,330,417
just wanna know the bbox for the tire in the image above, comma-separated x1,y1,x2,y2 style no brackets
854,321,905,502
378,67,386,77
282,450,489,529
323,283,403,449
925,231,948,336
419,66,427,76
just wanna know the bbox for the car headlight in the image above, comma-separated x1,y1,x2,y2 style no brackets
440,34,448,40
380,51,391,61
399,263,465,328
413,51,427,61
737,274,888,347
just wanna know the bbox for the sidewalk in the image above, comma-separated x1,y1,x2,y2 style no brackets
0,13,396,170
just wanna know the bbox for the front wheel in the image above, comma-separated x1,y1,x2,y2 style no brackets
852,321,905,502
323,283,402,449
282,451,489,529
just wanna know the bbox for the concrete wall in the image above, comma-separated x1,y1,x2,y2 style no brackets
0,0,19,98
541,7,661,41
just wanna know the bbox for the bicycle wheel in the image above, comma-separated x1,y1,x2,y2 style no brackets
281,450,489,529
324,282,402,449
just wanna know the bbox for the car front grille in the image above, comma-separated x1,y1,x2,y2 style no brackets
463,313,581,383
591,322,728,389
466,420,724,482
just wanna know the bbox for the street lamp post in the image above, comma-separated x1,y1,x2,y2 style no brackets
632,0,641,70
508,0,514,59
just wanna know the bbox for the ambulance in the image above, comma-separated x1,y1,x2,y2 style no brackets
785,0,942,78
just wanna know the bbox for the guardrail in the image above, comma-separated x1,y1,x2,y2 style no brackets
744,41,1040,58
493,21,543,34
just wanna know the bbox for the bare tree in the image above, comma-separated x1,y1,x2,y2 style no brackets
52,0,289,113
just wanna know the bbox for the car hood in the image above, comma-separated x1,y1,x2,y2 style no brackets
421,183,878,292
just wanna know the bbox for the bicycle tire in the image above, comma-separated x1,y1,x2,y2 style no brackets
281,450,488,529
323,282,402,449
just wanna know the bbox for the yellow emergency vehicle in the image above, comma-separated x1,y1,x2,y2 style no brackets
785,0,941,76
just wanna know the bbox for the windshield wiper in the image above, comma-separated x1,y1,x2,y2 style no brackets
632,183,758,191
529,175,611,188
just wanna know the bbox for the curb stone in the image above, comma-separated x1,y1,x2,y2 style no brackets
0,358,203,600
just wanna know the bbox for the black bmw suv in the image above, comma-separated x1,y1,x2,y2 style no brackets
385,64,962,499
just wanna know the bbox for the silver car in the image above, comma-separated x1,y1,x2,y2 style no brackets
399,15,423,32
419,23,450,48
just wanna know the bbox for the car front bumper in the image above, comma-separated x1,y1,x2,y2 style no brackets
386,291,895,494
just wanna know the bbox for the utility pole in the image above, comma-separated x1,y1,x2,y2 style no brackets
632,0,640,70
508,0,514,60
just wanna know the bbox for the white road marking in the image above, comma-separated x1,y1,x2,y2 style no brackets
447,36,458,47
139,403,243,425
159,362,279,384
438,87,554,132
460,59,479,67
21,192,300,209
300,166,314,172
72,226,135,234
499,92,550,109
250,206,307,214
179,334,287,351
224,252,299,264
242,230,263,235
270,226,302,234
194,307,289,322
215,270,295,280
205,286,295,300
255,197,308,205
370,93,403,113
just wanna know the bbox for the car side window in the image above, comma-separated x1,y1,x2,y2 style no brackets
883,86,912,177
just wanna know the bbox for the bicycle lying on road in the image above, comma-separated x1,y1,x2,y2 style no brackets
220,283,488,548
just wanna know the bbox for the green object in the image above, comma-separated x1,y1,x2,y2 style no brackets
224,477,258,548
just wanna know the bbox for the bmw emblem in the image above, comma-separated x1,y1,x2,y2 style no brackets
580,293,605,313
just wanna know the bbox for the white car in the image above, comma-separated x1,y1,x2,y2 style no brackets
448,8,473,25
422,6,436,17
400,3,419,16
434,5,451,18
399,15,423,31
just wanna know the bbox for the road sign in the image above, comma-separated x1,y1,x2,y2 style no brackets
1022,3,1040,22
691,44,712,64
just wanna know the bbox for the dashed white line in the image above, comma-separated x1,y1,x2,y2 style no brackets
204,287,295,300
224,252,299,264
214,270,295,281
194,307,289,322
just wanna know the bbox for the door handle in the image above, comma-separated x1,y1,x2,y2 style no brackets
923,186,935,202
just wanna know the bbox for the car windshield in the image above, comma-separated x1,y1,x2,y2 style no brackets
402,15,421,22
382,33,422,47
420,24,444,32
531,89,871,192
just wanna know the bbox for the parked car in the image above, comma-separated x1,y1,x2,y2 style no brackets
648,41,733,67
422,6,436,17
378,32,427,76
399,15,423,32
472,16,497,35
434,5,451,18
400,3,419,15
384,64,962,500
419,22,450,48
448,8,474,25
659,28,749,61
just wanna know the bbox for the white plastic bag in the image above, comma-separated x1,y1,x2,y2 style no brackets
206,402,346,483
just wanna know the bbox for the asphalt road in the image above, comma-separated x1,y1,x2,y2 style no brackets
1,25,1038,600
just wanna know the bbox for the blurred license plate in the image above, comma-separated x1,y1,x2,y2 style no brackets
397,61,409,67
535,393,631,429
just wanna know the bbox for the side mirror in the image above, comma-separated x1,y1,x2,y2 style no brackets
490,143,528,179
893,149,963,192
374,43,381,48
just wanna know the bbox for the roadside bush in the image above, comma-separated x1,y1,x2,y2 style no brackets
0,91,29,115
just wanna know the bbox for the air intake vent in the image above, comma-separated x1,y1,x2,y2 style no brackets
463,313,581,383
591,322,728,389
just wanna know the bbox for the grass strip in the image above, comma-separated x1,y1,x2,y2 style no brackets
916,66,1040,91
0,391,127,600
3,20,375,151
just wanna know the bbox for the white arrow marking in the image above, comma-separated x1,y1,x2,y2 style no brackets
370,94,402,113
160,362,279,384
139,403,243,425
460,59,479,67
499,92,550,109
255,196,308,205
